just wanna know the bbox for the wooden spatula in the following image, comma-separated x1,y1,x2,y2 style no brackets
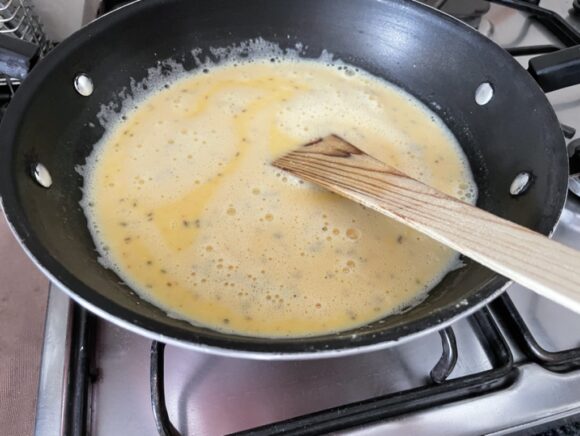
273,134,580,313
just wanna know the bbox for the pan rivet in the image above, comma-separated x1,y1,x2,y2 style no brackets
74,73,94,97
32,163,52,188
475,82,493,106
510,172,532,196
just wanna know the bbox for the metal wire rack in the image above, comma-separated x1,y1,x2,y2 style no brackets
0,0,48,52
0,0,48,91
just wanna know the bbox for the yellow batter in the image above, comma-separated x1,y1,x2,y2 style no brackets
82,58,476,337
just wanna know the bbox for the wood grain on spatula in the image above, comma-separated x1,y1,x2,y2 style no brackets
273,134,580,313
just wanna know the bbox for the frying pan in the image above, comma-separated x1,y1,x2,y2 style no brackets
0,0,574,359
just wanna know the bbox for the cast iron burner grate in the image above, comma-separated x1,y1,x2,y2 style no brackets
155,308,517,435
60,290,580,436
421,0,491,28
141,293,580,436
143,294,580,435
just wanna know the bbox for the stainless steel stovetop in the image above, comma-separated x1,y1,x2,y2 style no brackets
34,1,580,435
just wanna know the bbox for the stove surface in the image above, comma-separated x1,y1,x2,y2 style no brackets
34,1,580,435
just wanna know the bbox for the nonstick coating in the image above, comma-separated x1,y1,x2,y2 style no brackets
0,0,569,358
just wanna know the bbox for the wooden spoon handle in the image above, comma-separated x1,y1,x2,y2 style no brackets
273,135,580,312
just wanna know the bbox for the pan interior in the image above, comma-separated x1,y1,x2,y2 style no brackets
81,53,480,338
1,0,567,354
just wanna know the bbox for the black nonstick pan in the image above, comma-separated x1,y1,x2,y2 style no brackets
0,0,574,358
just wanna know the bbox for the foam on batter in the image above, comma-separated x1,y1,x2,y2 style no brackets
81,44,477,338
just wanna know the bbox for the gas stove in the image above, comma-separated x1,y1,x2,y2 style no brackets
32,1,580,435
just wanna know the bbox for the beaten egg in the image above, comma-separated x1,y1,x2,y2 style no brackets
82,58,476,337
